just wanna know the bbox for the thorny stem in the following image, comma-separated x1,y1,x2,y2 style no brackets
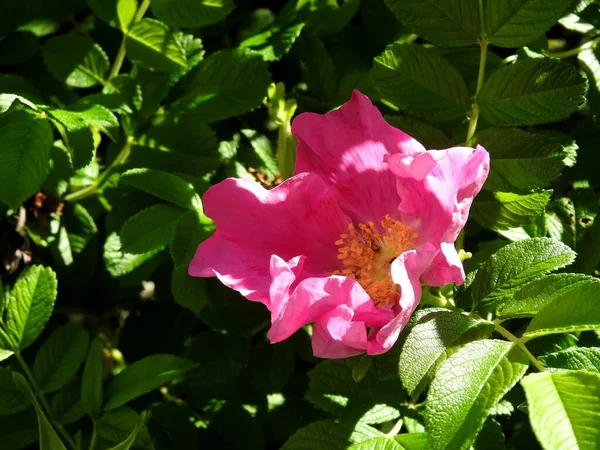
63,136,134,202
107,0,151,81
14,352,78,450
549,35,600,58
493,320,546,372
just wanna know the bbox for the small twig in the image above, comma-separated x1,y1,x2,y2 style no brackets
493,321,545,372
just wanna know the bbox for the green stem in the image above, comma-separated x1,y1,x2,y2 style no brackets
549,35,600,58
15,352,78,450
493,321,545,372
107,0,151,81
465,38,488,145
133,0,151,22
88,421,98,450
63,136,134,203
108,37,127,81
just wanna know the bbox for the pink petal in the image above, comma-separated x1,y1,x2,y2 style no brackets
267,268,393,346
312,305,368,358
189,173,350,305
367,248,436,355
387,145,489,287
292,90,425,223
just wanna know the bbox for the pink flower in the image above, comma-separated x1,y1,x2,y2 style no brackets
189,91,489,358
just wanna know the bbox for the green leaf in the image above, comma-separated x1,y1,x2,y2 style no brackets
4,266,58,350
103,232,164,278
97,407,154,450
349,434,431,450
295,33,337,102
539,347,600,372
0,277,5,317
106,411,149,450
126,18,187,72
399,310,493,397
81,338,104,419
169,209,214,266
0,109,53,208
282,419,383,450
439,47,503,87
171,264,208,315
483,0,576,48
385,116,453,150
384,1,575,48
12,372,67,450
241,129,278,177
104,354,197,410
171,48,271,123
50,382,85,425
383,0,479,47
250,340,295,395
498,273,594,319
120,204,185,255
425,340,528,450
371,43,469,122
476,128,576,192
306,359,404,424
524,279,600,337
473,418,506,450
0,409,38,450
479,58,587,126
521,371,600,450
43,35,109,88
240,23,305,62
47,109,95,170
86,0,137,30
471,190,552,231
120,168,202,211
69,104,120,142
465,238,576,313
0,367,29,415
151,0,234,27
33,324,89,393
184,331,251,397
63,203,98,257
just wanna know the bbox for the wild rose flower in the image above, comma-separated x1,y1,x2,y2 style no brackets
189,91,489,359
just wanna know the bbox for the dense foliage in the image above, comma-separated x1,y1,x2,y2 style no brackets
1,0,600,449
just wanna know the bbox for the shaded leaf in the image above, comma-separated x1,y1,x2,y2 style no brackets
171,48,271,123
43,35,109,88
120,204,185,255
479,58,587,126
104,354,197,410
81,338,104,419
371,43,469,122
33,324,89,393
0,109,53,208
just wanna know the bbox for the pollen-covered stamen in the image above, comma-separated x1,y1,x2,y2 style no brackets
333,215,417,308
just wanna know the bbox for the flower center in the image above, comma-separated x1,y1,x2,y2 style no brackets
333,215,417,308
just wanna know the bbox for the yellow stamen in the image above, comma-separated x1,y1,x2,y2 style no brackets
332,215,417,308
